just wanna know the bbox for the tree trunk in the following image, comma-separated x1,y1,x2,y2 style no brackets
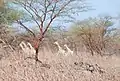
34,36,44,63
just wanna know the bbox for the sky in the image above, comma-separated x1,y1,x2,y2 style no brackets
54,0,120,28
62,0,120,29
13,0,120,29
77,0,120,20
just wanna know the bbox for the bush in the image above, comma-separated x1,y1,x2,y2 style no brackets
69,17,115,56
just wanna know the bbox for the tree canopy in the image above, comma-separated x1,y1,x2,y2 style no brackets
0,0,22,24
12,0,90,37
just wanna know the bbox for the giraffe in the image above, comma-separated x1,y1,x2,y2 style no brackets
27,42,36,54
64,44,73,56
19,41,36,58
54,41,66,56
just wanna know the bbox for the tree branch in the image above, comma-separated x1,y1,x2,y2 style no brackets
50,1,57,19
17,20,36,37
43,0,72,35
24,6,40,28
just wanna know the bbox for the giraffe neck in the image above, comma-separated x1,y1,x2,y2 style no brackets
56,43,62,50
65,45,70,51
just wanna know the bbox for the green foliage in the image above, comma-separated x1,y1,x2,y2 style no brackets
0,10,21,24
0,2,23,24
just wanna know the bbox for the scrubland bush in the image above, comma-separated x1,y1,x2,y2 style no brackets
0,16,120,81
1,16,120,57
0,0,120,81
68,16,118,56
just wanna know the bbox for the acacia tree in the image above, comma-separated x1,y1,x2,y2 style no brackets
12,0,90,63
69,16,115,56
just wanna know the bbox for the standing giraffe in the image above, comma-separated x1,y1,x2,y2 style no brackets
54,41,66,56
64,44,73,56
19,41,36,58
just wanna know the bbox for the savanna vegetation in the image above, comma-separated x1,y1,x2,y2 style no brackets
0,0,120,81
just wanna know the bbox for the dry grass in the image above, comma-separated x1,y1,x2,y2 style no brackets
0,45,120,81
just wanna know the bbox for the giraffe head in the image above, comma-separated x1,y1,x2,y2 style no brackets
54,41,59,45
64,44,67,47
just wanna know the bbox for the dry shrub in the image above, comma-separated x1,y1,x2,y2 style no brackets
0,24,17,47
104,29,120,55
79,26,107,56
69,17,115,56
0,24,14,42
0,24,31,50
0,24,15,58
0,23,120,81
0,46,120,81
